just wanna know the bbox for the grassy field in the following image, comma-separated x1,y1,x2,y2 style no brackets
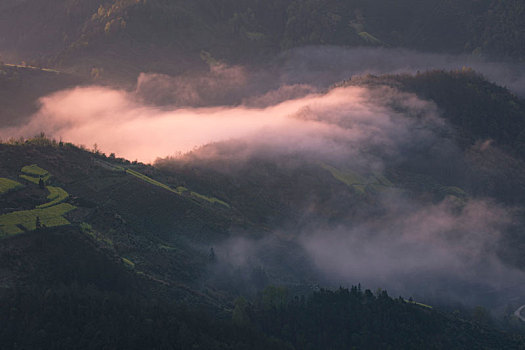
0,164,77,236
0,203,76,236
126,169,177,193
189,191,230,208
20,164,51,184
37,186,69,208
21,164,48,176
0,178,23,195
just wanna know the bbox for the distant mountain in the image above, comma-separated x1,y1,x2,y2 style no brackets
0,0,523,81
0,64,82,127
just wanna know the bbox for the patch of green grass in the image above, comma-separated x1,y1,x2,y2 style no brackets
189,191,230,208
0,203,76,237
121,257,135,268
19,164,51,184
321,164,367,194
0,178,23,195
126,169,178,193
158,243,185,254
3,63,59,73
19,174,50,184
80,222,93,232
127,169,230,208
21,164,48,177
405,299,433,309
321,163,392,195
93,159,126,172
37,186,69,208
80,222,114,247
358,32,382,45
245,31,265,41
321,164,365,186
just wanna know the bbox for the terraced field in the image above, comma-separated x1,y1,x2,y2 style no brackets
0,178,23,195
126,169,178,193
126,168,230,208
94,158,229,207
0,165,76,237
20,164,51,184
0,203,76,236
37,186,69,208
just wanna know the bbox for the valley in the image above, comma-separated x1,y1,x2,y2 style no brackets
1,1,525,348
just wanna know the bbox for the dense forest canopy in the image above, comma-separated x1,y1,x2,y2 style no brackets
1,0,524,73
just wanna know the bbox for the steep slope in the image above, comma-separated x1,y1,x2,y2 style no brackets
2,139,525,347
0,139,237,304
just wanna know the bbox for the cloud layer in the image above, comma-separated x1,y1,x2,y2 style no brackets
1,82,446,165
2,46,525,311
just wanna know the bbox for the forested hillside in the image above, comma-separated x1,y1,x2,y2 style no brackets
1,1,525,348
3,68,525,346
1,0,523,78
2,282,524,349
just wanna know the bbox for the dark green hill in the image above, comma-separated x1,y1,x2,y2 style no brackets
58,0,525,76
346,70,525,153
0,64,83,127
2,281,524,349
1,0,523,81
1,137,525,348
156,71,525,273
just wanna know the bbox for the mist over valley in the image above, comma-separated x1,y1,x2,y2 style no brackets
1,1,525,348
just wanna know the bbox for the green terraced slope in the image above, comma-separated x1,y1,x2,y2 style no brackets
0,178,23,195
37,186,70,209
0,203,76,236
20,164,51,184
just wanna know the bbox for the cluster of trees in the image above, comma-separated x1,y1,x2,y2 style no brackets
79,0,525,60
243,286,525,349
364,70,525,155
398,69,525,153
346,70,525,205
0,285,287,350
1,283,523,349
2,0,523,76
